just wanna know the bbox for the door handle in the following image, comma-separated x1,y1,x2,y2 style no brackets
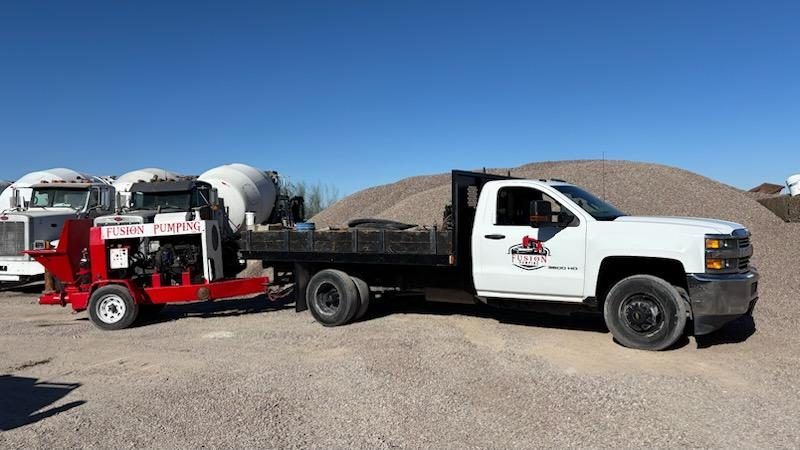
484,234,506,240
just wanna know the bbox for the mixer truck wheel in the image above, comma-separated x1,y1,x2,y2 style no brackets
88,285,140,331
603,275,686,351
350,276,370,321
307,269,359,327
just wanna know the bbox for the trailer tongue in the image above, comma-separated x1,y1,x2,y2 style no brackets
26,218,269,330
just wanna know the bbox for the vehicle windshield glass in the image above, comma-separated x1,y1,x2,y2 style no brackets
132,191,192,210
553,185,626,221
30,188,89,209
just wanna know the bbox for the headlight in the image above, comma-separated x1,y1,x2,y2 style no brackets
705,232,752,274
705,238,735,250
706,258,733,271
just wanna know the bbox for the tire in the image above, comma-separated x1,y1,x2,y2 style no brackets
603,275,687,351
88,285,140,330
347,218,417,230
306,269,359,327
350,276,370,321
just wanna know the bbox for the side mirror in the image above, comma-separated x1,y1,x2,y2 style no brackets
529,200,552,228
101,188,112,210
556,210,575,227
8,189,17,209
209,188,219,206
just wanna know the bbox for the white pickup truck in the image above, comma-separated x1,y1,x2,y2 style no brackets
242,170,759,351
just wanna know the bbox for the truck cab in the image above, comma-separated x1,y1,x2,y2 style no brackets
0,181,115,283
471,178,758,349
94,180,219,227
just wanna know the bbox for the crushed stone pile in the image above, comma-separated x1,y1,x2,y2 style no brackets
313,160,799,339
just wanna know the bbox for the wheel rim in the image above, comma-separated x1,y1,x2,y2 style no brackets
313,282,340,317
97,294,127,324
620,294,664,334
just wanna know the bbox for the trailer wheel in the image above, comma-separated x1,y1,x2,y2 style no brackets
350,276,370,321
307,269,359,327
88,285,140,330
603,275,686,351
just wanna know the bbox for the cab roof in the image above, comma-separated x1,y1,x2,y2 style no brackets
129,180,210,193
30,182,96,189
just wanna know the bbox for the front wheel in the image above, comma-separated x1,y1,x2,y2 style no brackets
88,285,139,330
603,275,687,351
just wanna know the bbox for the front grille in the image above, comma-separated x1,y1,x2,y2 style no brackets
736,235,752,272
0,222,26,256
738,256,751,271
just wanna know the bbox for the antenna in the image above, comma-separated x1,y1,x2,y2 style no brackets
602,152,606,200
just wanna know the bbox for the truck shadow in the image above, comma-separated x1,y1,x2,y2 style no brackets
694,314,757,348
0,375,85,431
363,296,757,350
364,295,610,334
136,294,295,326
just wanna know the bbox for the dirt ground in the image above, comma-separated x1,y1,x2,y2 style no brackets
1,287,798,449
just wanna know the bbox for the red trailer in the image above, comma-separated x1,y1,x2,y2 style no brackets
26,219,268,330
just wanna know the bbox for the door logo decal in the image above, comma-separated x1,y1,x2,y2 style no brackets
508,235,550,271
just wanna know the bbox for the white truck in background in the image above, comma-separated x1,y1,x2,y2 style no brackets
0,168,115,284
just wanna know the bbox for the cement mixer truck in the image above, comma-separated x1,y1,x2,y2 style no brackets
0,168,115,284
93,163,304,277
95,164,300,230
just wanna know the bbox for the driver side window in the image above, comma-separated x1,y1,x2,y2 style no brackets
495,187,564,226
33,192,49,206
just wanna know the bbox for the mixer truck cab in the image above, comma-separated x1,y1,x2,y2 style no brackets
242,170,759,351
94,180,219,227
0,179,114,283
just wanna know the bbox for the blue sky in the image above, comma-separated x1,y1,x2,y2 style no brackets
0,1,797,195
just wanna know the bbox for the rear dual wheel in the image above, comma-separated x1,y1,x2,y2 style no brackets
307,269,370,327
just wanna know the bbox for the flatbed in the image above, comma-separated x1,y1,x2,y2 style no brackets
240,169,759,351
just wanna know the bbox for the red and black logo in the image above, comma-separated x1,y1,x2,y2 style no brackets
509,235,550,270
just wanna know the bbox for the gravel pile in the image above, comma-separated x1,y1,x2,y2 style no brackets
314,160,799,340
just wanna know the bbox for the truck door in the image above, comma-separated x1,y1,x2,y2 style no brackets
472,185,587,301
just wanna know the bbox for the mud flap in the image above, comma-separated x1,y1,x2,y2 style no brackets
294,263,310,312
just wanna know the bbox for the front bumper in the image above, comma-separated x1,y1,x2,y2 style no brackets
686,269,759,335
0,259,44,282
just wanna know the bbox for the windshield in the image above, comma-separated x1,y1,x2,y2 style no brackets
553,185,626,221
131,191,192,210
30,188,89,209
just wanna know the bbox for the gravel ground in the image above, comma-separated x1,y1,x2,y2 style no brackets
3,160,800,448
1,290,799,449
